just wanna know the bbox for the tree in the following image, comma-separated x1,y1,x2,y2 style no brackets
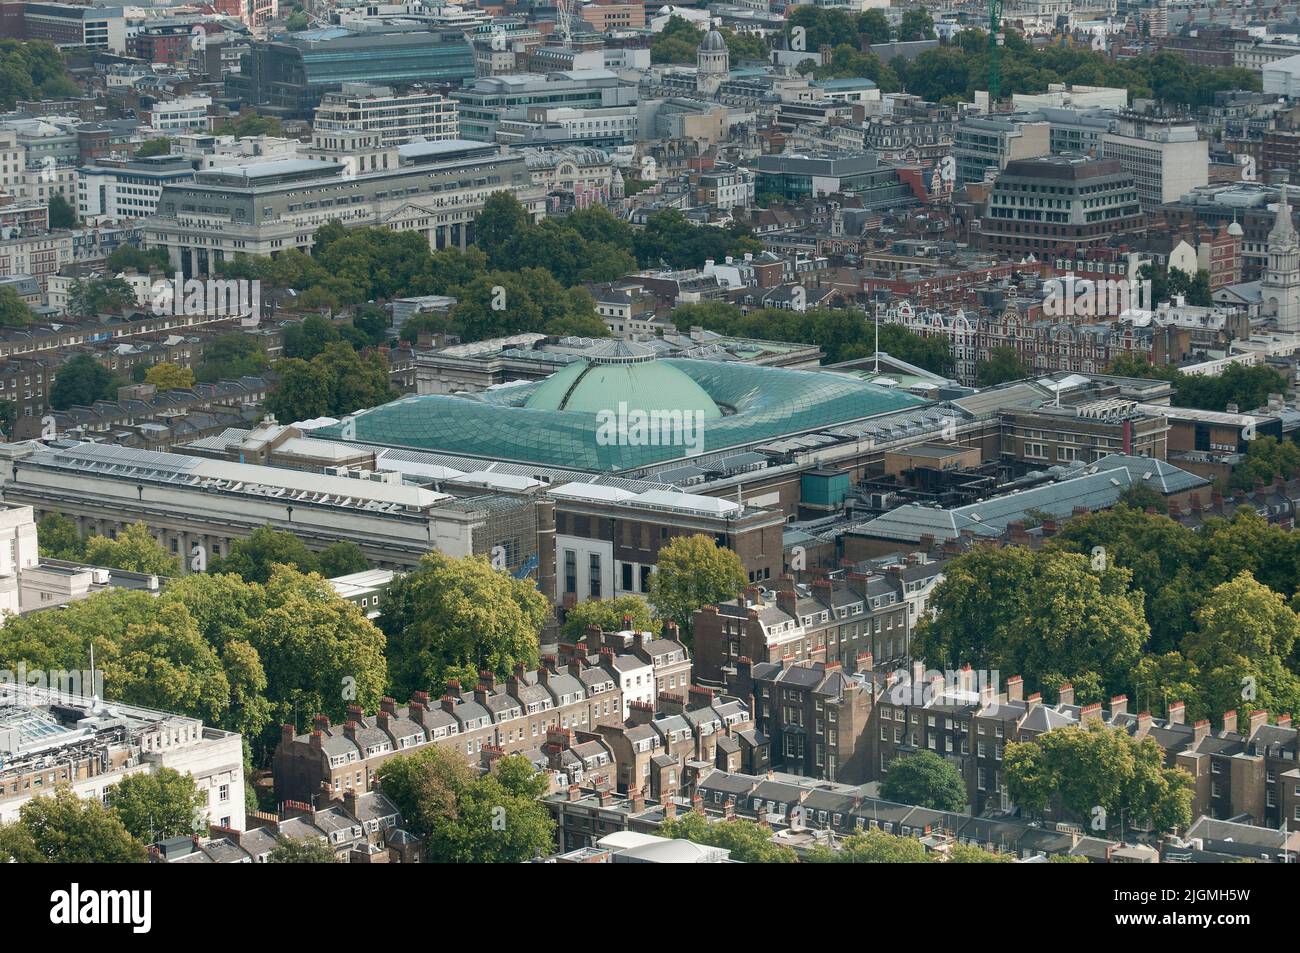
376,744,472,839
880,751,968,812
1178,571,1300,722
976,346,1032,387
1118,482,1167,513
808,828,932,863
475,192,533,267
723,28,768,61
134,137,173,158
195,332,269,382
381,552,548,698
37,512,84,561
0,822,42,863
647,534,747,639
1230,435,1300,491
899,8,936,41
428,759,555,863
48,193,77,228
1005,721,1192,834
108,244,171,274
858,9,892,45
145,362,195,390
50,354,121,409
282,314,341,360
18,787,148,862
377,750,555,862
216,113,285,138
265,357,333,422
269,836,340,862
245,567,388,735
947,843,1014,863
317,540,369,578
106,767,207,841
651,15,703,64
266,343,396,422
1047,504,1202,654
0,285,34,327
560,594,654,642
916,547,1148,700
210,525,318,583
66,276,137,318
659,812,797,863
83,521,179,575
0,40,77,109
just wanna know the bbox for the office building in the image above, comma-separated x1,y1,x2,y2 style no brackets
313,84,459,146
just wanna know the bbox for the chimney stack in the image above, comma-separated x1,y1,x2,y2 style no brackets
1248,710,1268,735
1057,683,1074,707
1006,675,1023,703
1193,719,1210,743
1110,695,1127,717
1168,700,1186,726
1222,710,1237,735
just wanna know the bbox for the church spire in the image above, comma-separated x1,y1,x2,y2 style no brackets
1271,186,1297,246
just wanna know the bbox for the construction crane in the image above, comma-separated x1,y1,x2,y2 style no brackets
988,0,1004,105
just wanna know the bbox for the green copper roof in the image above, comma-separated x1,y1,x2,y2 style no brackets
316,358,928,472
525,357,723,418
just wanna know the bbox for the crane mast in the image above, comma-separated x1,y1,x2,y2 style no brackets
988,0,1005,105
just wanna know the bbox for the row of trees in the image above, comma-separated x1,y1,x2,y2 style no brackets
216,197,761,339
916,505,1300,727
1106,354,1288,415
38,517,370,583
0,776,340,862
0,560,387,760
795,27,1259,106
650,16,770,65
0,40,78,110
668,300,954,371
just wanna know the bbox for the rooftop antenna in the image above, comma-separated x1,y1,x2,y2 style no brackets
873,302,880,373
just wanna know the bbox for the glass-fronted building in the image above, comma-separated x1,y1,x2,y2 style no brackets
227,28,475,119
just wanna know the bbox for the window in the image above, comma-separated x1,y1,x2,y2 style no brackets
589,553,602,598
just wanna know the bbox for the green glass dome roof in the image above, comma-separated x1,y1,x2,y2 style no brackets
524,357,723,418
316,357,928,472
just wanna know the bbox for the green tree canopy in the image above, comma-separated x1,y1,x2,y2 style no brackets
647,534,747,639
317,540,369,578
560,594,654,642
18,787,148,863
0,285,35,327
211,525,318,583
380,552,548,699
975,346,1032,387
50,354,124,409
106,767,208,841
83,521,180,575
269,836,339,862
659,812,798,863
1005,721,1192,834
377,749,554,862
37,512,85,561
879,751,968,812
